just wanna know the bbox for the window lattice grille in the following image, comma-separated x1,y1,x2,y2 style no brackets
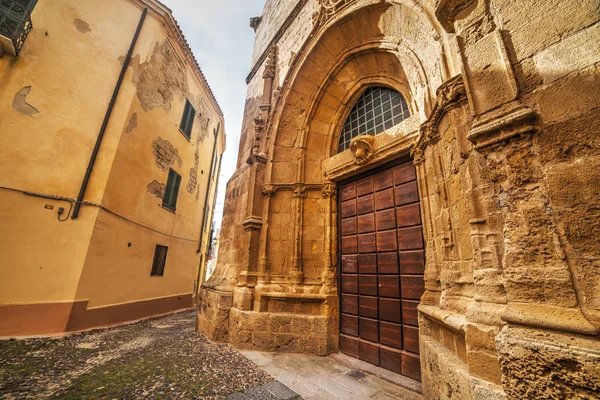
337,87,410,153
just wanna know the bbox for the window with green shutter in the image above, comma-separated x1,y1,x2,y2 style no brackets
179,99,196,140
162,169,181,211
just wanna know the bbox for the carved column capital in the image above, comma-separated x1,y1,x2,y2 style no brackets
262,184,277,197
321,182,337,198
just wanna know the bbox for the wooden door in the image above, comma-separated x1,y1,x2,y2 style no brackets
339,160,425,382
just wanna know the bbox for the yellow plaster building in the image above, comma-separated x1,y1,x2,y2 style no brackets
0,0,225,336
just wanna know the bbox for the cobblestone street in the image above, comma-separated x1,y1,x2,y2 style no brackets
0,310,276,399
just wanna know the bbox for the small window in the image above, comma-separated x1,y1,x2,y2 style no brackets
337,87,410,153
151,245,168,276
12,0,37,10
162,169,181,211
179,99,196,139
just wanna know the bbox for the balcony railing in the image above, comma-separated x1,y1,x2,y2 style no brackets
0,0,33,56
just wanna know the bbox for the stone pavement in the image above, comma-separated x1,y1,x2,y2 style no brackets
0,310,276,399
242,351,423,400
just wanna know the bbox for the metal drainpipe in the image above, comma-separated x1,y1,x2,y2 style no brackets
197,122,220,253
72,8,147,219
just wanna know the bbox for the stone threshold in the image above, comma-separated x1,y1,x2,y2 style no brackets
329,352,423,395
228,381,301,400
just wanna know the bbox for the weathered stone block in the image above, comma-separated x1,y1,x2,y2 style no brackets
497,325,600,398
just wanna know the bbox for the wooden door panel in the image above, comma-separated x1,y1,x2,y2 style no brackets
377,231,397,252
403,326,420,354
341,315,358,336
359,340,380,365
341,255,358,273
378,252,398,274
341,199,357,218
359,318,379,342
357,213,375,233
359,296,378,318
341,236,357,254
340,335,360,358
401,276,425,300
396,203,421,227
393,163,416,185
358,233,376,253
356,176,373,196
380,346,403,374
376,209,396,231
342,217,358,235
357,194,374,214
402,353,421,382
380,321,403,349
358,254,377,274
342,295,359,315
359,275,377,296
397,226,423,250
394,181,419,205
379,298,401,323
339,160,424,382
341,182,356,201
402,300,419,326
379,276,400,298
399,251,424,274
375,188,395,210
342,275,358,294
373,169,393,191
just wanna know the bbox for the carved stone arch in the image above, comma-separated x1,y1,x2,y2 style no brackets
264,1,454,174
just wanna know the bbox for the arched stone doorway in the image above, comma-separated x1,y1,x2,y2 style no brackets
199,0,600,396
200,0,454,381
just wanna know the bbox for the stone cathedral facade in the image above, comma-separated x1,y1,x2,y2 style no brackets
198,0,600,398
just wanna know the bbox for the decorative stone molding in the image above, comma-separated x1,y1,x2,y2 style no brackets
434,0,478,33
412,74,468,162
467,103,538,150
247,112,268,165
313,0,357,27
292,185,307,199
324,121,418,182
350,135,376,165
262,182,325,197
263,46,277,79
242,215,263,231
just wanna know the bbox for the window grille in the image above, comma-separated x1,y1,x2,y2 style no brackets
337,87,410,153
0,0,35,56
162,169,181,211
179,99,196,139
151,245,168,276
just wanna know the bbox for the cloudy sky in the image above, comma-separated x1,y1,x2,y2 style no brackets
162,0,266,228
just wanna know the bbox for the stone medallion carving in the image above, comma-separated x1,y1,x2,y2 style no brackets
350,135,376,165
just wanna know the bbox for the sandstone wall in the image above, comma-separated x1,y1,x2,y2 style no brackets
199,0,600,397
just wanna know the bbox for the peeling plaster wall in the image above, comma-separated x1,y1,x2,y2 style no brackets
0,0,225,330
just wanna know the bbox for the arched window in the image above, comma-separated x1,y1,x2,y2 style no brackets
337,87,410,153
